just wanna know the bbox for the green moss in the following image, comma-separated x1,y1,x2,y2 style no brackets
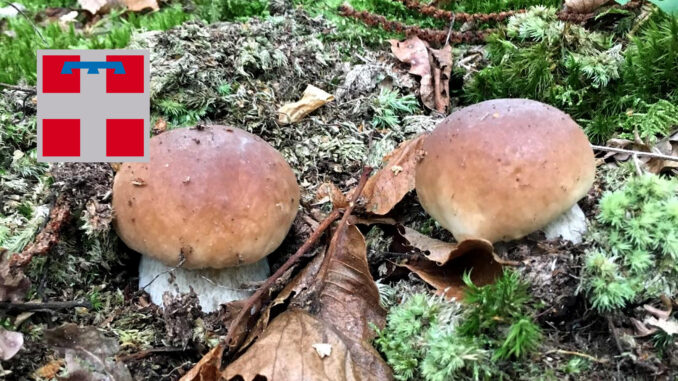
463,7,678,143
371,88,420,129
581,174,678,312
375,270,542,381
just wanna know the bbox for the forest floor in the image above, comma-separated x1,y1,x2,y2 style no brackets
0,0,677,380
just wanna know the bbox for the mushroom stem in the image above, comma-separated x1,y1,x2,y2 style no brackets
139,256,270,313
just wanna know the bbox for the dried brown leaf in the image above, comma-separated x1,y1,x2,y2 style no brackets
33,359,66,379
402,246,502,301
179,344,223,381
397,225,493,265
316,182,348,209
45,323,132,381
0,327,23,361
225,309,371,381
224,225,392,380
390,36,430,77
359,134,426,215
390,36,451,112
428,44,452,113
277,85,335,124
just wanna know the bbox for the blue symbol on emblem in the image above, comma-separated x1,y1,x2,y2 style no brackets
61,61,126,75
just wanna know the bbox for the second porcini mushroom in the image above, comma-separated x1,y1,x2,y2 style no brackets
112,126,300,312
415,98,595,243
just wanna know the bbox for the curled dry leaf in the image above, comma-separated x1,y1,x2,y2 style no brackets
45,323,133,381
0,250,30,303
224,225,392,380
402,250,502,301
564,0,610,13
394,229,501,300
358,134,427,215
179,344,223,381
396,225,493,265
277,84,335,124
0,327,23,361
316,182,348,209
390,36,452,112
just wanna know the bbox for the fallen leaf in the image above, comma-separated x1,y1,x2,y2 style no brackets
390,36,452,112
358,134,427,215
315,182,348,209
396,225,493,265
33,359,66,379
45,323,133,381
402,246,502,301
390,35,430,77
277,85,335,124
153,117,167,134
565,0,610,13
77,0,158,15
645,316,678,336
428,43,452,113
603,133,678,174
0,249,30,303
0,327,23,361
224,225,392,380
179,344,223,381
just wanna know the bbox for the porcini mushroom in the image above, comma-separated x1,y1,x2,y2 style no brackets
112,126,300,312
415,98,595,243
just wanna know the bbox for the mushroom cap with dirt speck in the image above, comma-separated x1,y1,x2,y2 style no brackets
112,125,300,269
415,98,595,243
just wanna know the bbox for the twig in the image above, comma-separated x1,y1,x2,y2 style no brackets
10,196,71,269
0,300,91,312
339,3,493,44
444,14,456,46
1,1,47,46
392,0,523,23
592,144,678,162
545,349,609,363
0,83,36,93
118,347,186,362
221,167,373,352
139,257,186,291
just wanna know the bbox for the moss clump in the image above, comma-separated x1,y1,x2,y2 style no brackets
581,174,678,312
464,6,678,143
375,270,542,381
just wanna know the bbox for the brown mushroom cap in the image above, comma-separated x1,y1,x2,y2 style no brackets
112,126,300,269
415,99,595,243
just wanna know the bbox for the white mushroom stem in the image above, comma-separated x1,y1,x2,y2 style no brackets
543,203,588,244
139,256,270,313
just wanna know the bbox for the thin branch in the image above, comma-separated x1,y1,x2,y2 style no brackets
118,346,187,362
0,300,91,312
0,83,36,93
1,1,47,45
10,196,71,269
545,349,609,363
591,144,678,162
392,0,523,23
221,167,373,353
338,3,493,44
